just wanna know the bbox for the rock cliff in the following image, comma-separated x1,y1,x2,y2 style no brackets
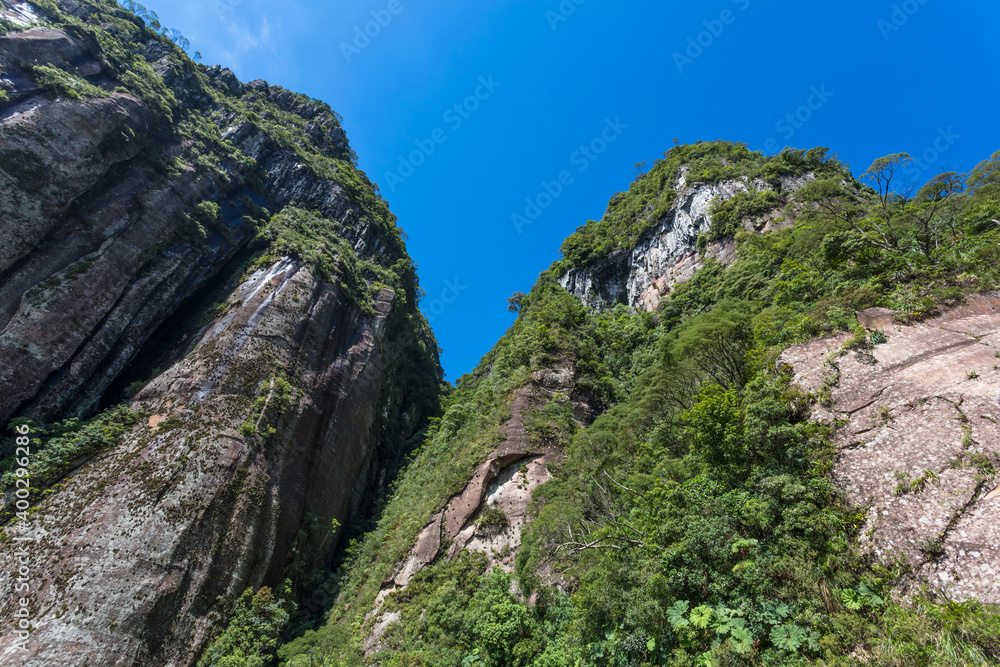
558,171,813,311
4,2,1000,663
0,2,441,665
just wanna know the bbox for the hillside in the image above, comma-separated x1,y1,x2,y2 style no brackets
1,1,1000,667
276,144,1000,667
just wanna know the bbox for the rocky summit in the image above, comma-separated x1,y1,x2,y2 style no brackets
1,1,1000,666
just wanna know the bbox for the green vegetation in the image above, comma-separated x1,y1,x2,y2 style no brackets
198,587,291,667
8,5,1000,665
256,207,353,281
4,4,445,659
10,0,406,274
893,470,939,497
268,144,1000,666
116,0,200,60
304,554,573,667
252,205,424,318
557,143,844,268
175,201,227,244
707,189,782,241
0,406,140,518
278,624,364,667
476,505,510,530
27,63,110,100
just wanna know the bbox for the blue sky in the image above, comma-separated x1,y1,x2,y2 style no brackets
143,0,1000,381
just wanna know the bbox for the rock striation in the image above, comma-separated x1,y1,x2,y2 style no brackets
0,3,441,665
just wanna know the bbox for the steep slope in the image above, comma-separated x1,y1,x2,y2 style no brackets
781,295,1000,605
320,146,839,639
290,143,1000,667
2,2,1000,664
558,168,812,312
0,2,441,665
554,143,840,311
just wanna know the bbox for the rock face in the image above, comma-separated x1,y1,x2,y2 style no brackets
559,172,813,311
0,4,386,428
0,5,440,666
780,294,1000,604
362,363,580,655
0,263,423,667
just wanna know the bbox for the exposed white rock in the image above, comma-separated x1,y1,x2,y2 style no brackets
1,2,40,27
559,174,814,312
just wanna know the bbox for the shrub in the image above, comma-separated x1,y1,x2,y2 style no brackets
28,64,109,100
1,405,139,514
708,189,783,240
276,624,362,667
198,588,290,667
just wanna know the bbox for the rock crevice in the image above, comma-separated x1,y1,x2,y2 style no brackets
780,294,1000,604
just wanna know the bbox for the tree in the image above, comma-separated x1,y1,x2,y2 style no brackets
197,588,290,667
917,171,964,202
507,292,527,313
795,178,863,230
472,573,536,667
276,625,363,667
667,299,755,390
799,156,963,261
963,200,1000,234
967,150,1000,195
908,171,964,257
859,153,912,250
